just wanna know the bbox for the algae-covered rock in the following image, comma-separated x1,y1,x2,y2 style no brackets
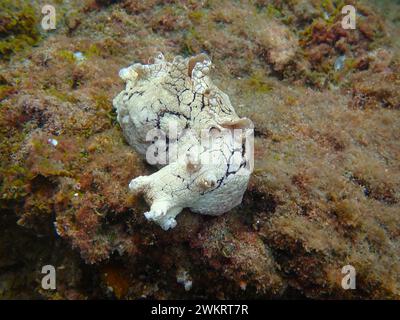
0,0,399,299
0,0,41,60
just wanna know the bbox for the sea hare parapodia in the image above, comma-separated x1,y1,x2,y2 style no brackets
113,53,254,230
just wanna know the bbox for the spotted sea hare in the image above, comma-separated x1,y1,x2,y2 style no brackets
113,53,253,230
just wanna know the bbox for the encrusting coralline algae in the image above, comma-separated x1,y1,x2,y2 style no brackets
113,53,254,230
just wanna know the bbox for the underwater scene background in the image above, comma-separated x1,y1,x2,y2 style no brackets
0,0,399,299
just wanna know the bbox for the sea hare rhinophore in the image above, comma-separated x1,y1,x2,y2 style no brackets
113,53,253,230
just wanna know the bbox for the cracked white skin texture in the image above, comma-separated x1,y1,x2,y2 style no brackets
113,53,254,230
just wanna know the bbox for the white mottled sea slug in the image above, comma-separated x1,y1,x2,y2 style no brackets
113,53,253,230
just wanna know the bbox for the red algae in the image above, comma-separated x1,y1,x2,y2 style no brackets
0,0,399,299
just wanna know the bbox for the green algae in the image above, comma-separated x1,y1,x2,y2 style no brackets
46,87,79,103
0,85,14,101
85,44,101,59
56,49,76,63
245,72,273,93
0,0,41,60
188,10,205,24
